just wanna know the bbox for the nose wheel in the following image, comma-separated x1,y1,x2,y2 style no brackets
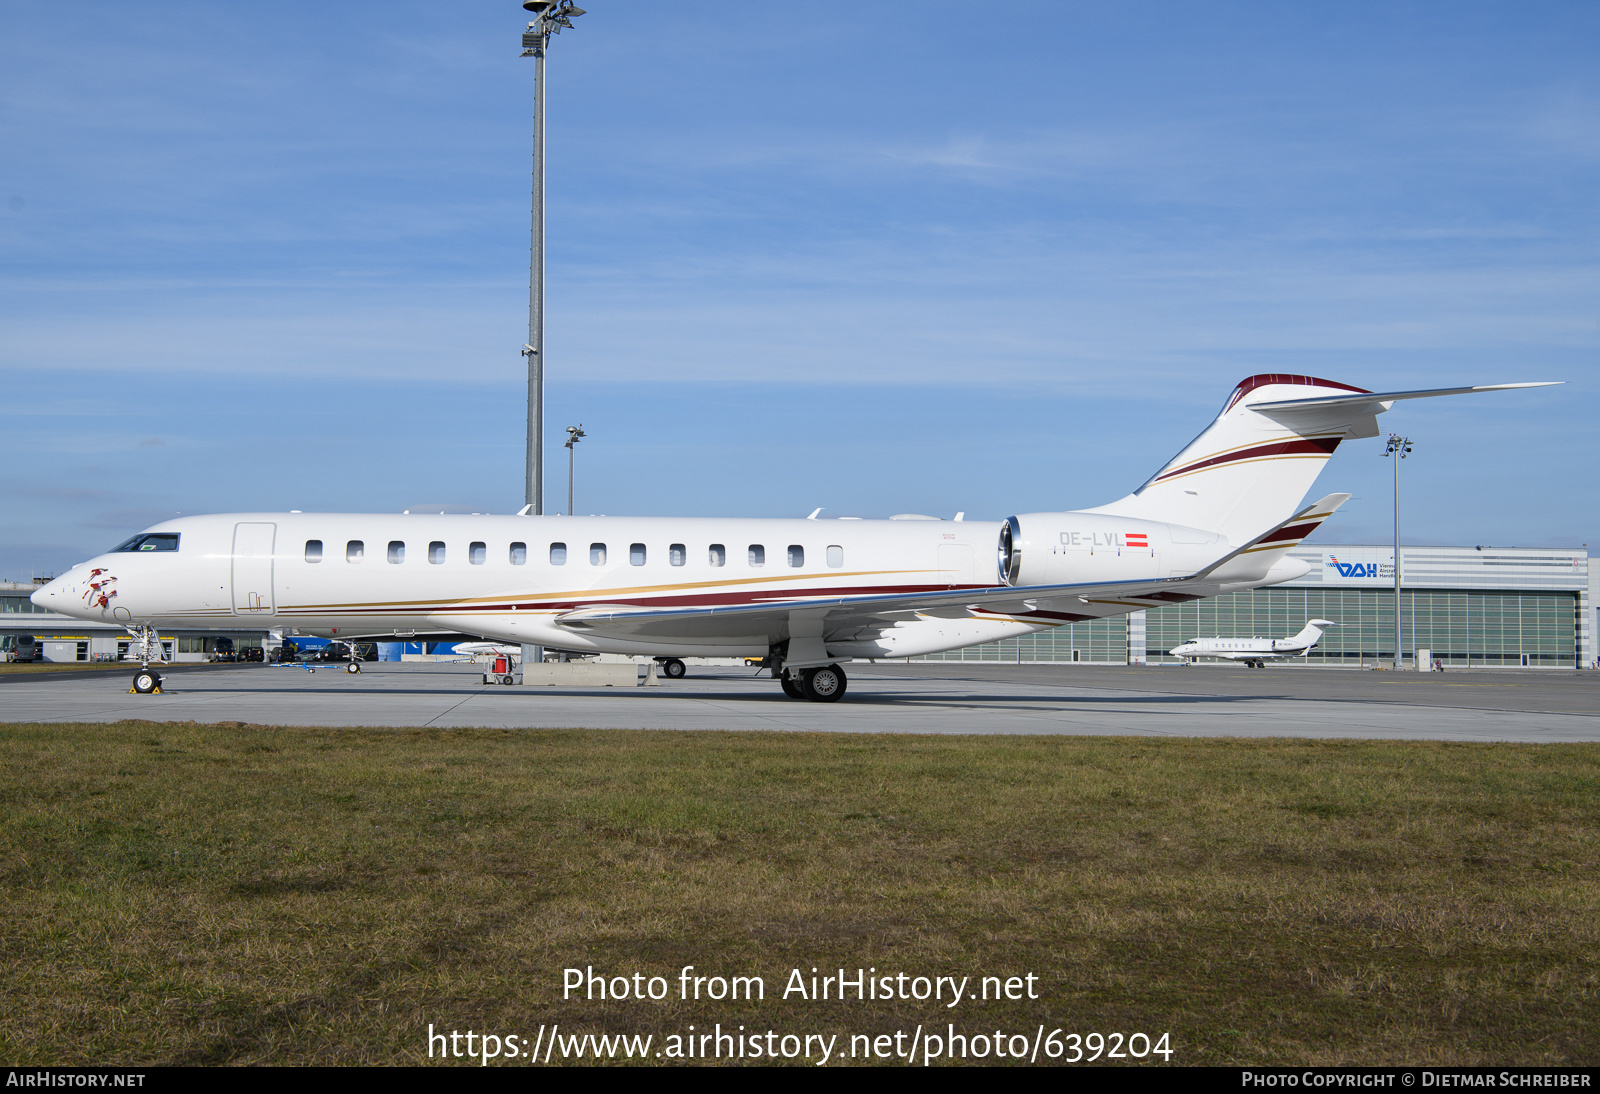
659,657,687,679
345,661,361,674
131,669,162,694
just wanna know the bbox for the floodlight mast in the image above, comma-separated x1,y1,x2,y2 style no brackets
564,423,586,516
518,1,585,673
520,1,586,516
1385,434,1414,670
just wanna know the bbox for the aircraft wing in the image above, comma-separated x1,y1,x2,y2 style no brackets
556,573,1201,642
555,494,1352,646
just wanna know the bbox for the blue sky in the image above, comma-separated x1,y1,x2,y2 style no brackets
3,1,1595,579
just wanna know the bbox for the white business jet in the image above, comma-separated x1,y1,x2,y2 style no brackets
1170,619,1339,668
452,641,523,660
32,375,1554,699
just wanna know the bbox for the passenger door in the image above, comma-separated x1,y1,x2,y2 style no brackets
231,522,277,615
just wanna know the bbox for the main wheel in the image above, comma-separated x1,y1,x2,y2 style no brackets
660,658,687,679
780,673,805,700
345,661,361,674
132,670,160,694
801,664,848,703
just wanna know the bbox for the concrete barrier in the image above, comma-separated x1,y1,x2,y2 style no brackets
518,662,642,687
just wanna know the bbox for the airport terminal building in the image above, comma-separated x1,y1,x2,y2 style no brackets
915,544,1594,669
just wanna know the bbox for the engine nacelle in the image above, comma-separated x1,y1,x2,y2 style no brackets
997,512,1227,587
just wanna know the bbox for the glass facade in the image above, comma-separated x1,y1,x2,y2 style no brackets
919,616,1130,663
1143,588,1576,667
914,587,1579,667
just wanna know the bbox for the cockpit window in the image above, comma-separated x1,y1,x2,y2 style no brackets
112,533,180,553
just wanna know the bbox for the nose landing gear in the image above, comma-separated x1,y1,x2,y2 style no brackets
124,623,165,695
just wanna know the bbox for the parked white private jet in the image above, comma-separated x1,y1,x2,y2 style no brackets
447,641,690,679
33,375,1553,700
1170,619,1339,668
451,641,522,660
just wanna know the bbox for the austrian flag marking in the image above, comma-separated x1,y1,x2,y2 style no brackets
1125,533,1149,547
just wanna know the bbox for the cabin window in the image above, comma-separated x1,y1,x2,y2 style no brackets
304,540,323,563
549,542,567,565
709,544,726,567
630,543,646,566
346,540,364,563
669,543,686,567
387,541,405,564
787,545,804,568
510,542,527,566
748,545,765,567
469,541,486,566
827,545,843,568
590,543,607,566
428,541,446,565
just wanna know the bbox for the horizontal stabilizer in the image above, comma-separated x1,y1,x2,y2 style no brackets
1251,382,1559,414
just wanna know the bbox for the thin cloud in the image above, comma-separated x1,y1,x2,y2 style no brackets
3,486,113,502
82,508,180,531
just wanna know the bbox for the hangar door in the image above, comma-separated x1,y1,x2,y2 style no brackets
232,522,277,615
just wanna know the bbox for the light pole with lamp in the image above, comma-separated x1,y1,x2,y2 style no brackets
517,0,585,673
519,0,586,516
1385,433,1413,670
564,423,586,515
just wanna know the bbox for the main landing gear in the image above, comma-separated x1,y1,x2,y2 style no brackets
779,664,848,703
656,657,687,679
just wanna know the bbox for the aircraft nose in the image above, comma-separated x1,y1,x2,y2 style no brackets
30,578,65,611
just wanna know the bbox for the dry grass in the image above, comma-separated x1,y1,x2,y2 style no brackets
1,722,1596,1066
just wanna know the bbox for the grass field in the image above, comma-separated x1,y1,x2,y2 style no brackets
2,721,1596,1066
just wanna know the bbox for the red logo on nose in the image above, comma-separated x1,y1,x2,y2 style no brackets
83,569,118,611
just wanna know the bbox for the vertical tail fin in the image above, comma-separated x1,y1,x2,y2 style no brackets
1085,375,1373,544
1086,375,1558,545
1288,619,1339,648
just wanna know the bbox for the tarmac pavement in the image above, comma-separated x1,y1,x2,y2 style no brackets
1,661,1596,741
